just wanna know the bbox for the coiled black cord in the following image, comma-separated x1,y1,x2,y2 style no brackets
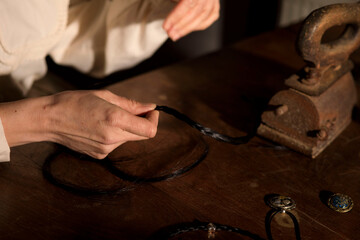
42,105,301,239
102,143,208,183
43,105,252,195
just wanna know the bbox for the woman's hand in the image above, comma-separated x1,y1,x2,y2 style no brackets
163,0,220,41
0,90,159,159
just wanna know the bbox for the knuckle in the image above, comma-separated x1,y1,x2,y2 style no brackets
147,124,158,138
96,89,111,97
92,152,108,160
99,131,116,145
104,108,119,126
95,145,113,159
88,148,109,159
100,144,112,154
100,136,112,145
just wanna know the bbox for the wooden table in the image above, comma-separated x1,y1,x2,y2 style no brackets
1,25,359,240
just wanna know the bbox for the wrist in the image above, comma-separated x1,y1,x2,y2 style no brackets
0,95,55,147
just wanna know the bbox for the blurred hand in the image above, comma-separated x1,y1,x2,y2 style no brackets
1,90,159,159
163,0,220,41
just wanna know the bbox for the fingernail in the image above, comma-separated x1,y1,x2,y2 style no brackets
170,31,180,41
144,103,156,109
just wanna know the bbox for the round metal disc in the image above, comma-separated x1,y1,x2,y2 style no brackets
328,193,354,213
267,195,296,211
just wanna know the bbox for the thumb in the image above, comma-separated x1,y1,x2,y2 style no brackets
94,90,156,115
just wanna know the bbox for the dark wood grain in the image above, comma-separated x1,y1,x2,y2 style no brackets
1,26,359,240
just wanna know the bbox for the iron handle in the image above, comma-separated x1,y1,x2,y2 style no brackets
298,2,360,68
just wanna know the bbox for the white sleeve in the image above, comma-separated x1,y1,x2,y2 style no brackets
0,0,69,93
50,0,175,78
0,118,10,163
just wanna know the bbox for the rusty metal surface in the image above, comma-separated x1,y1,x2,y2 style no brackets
285,60,354,96
258,3,360,158
259,72,356,158
298,2,360,89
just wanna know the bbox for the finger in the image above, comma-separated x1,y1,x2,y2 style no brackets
107,109,159,139
89,125,149,145
195,0,220,30
145,110,159,129
167,0,205,30
168,0,214,40
57,130,148,159
163,0,197,33
178,3,219,38
94,90,156,116
54,133,117,159
171,7,214,39
123,110,159,138
85,110,156,144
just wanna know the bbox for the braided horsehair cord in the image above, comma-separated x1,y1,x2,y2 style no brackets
43,105,252,194
43,105,300,239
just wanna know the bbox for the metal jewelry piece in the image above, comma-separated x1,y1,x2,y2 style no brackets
327,193,354,213
207,223,216,239
147,221,265,240
267,195,296,212
266,195,301,240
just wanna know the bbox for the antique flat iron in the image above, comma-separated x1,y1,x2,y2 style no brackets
258,3,360,158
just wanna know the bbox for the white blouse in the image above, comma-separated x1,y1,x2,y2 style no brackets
0,0,175,162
